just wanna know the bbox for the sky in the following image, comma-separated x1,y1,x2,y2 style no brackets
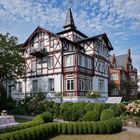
0,0,140,72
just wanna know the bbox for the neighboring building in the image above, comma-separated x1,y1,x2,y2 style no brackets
7,9,113,102
109,49,137,100
138,73,140,93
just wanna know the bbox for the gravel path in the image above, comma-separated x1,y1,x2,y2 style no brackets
123,126,140,134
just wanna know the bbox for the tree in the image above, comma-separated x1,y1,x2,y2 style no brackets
121,81,133,100
0,33,25,80
86,90,100,102
108,81,117,95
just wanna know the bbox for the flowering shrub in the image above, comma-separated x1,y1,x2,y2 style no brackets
126,100,140,116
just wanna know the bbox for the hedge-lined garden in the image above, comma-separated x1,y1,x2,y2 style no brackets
4,98,140,139
0,101,124,140
0,118,122,140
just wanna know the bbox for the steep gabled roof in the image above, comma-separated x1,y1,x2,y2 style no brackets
76,33,113,50
22,26,60,48
115,54,128,67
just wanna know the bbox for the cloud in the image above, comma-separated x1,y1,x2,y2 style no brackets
0,0,139,71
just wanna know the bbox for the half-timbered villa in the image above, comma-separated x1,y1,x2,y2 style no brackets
8,9,113,102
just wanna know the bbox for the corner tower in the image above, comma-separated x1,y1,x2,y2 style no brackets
63,8,76,30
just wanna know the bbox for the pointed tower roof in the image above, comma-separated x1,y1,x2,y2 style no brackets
63,8,76,30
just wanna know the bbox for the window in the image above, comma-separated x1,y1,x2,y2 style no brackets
38,40,44,48
79,80,84,91
49,79,54,91
15,82,22,92
98,61,105,72
98,79,104,92
80,55,85,67
48,56,54,69
112,88,118,95
85,81,92,90
66,79,74,91
111,73,118,80
31,59,36,72
87,59,92,69
66,55,73,66
32,80,38,92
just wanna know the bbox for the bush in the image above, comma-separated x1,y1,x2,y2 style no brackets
60,102,86,121
57,123,62,134
105,118,122,134
40,112,53,123
109,103,125,116
93,103,105,115
97,121,106,134
82,110,100,121
71,102,86,121
91,121,98,134
87,122,93,134
0,120,122,139
67,122,73,134
77,122,83,134
115,118,122,131
60,102,73,121
84,103,95,112
100,109,115,121
72,123,78,134
104,119,115,134
62,123,67,134
81,122,87,134
0,119,43,134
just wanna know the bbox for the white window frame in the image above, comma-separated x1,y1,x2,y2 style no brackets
31,59,36,72
32,80,38,92
48,56,54,69
66,55,73,67
111,73,118,80
86,81,92,91
49,79,54,92
98,79,104,92
79,80,84,91
15,82,22,92
66,79,74,91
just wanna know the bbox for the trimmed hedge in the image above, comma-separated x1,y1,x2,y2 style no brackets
93,103,105,115
0,118,122,140
84,103,95,112
60,102,86,121
0,119,43,134
0,111,53,134
97,121,106,134
82,110,100,121
40,112,53,123
100,109,115,121
91,121,98,134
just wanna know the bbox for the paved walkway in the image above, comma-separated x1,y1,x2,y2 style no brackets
14,115,33,120
123,126,140,134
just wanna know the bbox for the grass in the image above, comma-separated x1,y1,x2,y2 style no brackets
14,117,31,123
49,131,140,140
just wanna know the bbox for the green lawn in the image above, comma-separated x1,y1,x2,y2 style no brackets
49,131,140,140
14,117,31,123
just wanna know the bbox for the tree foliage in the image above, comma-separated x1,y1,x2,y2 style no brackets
0,33,25,80
86,90,100,100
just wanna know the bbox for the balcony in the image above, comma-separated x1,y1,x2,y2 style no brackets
29,46,47,57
